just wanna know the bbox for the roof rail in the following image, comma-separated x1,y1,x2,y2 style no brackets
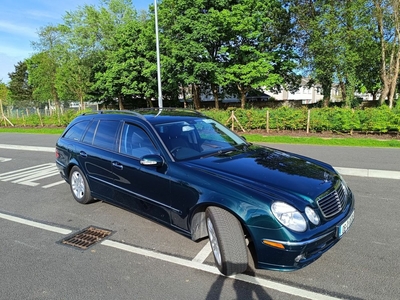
134,107,203,116
82,110,146,120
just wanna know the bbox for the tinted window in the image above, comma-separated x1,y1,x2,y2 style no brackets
82,120,98,144
92,120,119,151
63,120,90,141
120,123,157,157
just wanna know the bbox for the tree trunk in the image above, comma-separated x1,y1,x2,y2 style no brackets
192,84,201,110
80,94,85,110
375,0,400,109
146,97,153,107
211,83,219,109
181,84,187,108
118,94,124,110
237,84,247,109
321,81,332,107
339,81,346,105
388,50,400,109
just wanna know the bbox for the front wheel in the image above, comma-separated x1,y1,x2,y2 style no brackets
206,206,248,276
69,166,93,204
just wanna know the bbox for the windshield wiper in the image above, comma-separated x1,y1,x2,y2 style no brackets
200,147,235,159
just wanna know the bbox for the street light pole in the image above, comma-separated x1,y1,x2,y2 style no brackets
154,0,163,108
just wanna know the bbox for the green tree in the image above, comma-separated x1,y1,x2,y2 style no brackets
7,61,33,108
289,0,370,107
159,0,244,109
159,0,298,109
28,25,63,108
56,51,93,109
0,81,7,99
222,0,299,108
0,80,11,126
93,18,149,108
373,0,400,108
62,0,138,109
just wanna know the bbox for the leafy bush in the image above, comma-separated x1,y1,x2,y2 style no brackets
2,106,398,135
202,106,398,134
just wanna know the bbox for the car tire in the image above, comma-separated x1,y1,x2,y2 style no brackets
205,206,248,276
69,166,93,204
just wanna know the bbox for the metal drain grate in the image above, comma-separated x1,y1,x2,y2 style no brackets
61,226,112,250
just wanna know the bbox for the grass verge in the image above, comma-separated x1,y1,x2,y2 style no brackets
243,134,400,148
0,127,65,135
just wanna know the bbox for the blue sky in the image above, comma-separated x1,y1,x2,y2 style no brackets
0,0,152,83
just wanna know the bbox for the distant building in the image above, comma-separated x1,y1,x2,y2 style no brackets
179,79,376,105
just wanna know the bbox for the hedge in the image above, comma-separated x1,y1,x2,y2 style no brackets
201,106,400,134
1,106,399,134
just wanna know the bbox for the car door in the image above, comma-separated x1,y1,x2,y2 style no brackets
112,122,171,225
78,119,120,202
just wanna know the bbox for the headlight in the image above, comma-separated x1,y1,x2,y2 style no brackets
305,206,320,225
271,202,307,232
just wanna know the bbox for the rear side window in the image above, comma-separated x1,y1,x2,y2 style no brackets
82,121,98,144
92,120,119,151
63,120,90,141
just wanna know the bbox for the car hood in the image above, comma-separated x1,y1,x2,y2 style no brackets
185,145,339,203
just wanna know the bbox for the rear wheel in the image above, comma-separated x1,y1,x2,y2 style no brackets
69,166,93,204
205,206,248,276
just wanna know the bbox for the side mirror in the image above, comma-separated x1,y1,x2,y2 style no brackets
140,154,164,167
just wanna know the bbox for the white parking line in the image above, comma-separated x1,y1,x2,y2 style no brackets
0,212,72,235
102,240,339,300
0,210,341,300
42,180,66,189
0,144,54,152
192,241,212,263
0,163,59,187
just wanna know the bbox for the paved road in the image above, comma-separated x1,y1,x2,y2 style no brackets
0,133,399,300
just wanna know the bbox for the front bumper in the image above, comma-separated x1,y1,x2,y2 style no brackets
251,206,355,271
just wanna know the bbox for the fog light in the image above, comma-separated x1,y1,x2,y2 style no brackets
295,254,306,262
305,206,320,225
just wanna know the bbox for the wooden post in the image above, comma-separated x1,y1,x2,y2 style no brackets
37,108,43,127
306,109,311,134
225,111,246,132
266,110,270,133
350,109,354,135
0,99,14,126
231,111,234,131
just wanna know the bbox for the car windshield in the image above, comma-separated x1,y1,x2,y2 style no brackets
154,118,247,160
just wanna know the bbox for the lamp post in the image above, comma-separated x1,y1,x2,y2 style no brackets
154,0,163,108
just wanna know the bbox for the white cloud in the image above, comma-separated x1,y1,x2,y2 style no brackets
0,44,33,58
0,21,37,38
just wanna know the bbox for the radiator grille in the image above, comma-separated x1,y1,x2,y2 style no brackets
317,184,347,218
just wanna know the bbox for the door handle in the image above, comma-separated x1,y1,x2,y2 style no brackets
112,161,123,170
79,151,87,158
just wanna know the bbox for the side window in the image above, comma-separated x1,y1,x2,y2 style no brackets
82,120,98,144
120,123,157,158
92,120,119,151
63,120,90,141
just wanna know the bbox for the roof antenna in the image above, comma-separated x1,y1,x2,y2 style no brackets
154,0,163,110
